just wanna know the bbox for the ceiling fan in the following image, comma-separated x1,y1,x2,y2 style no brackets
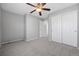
26,3,51,16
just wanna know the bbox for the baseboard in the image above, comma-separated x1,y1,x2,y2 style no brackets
49,39,77,48
40,36,48,38
26,37,38,42
1,39,24,44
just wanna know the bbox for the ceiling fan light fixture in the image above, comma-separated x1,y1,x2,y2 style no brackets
36,8,42,12
26,3,51,16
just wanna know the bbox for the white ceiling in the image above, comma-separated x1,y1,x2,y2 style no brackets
0,3,77,19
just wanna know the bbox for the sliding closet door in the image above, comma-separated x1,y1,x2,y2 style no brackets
52,15,62,43
62,10,77,47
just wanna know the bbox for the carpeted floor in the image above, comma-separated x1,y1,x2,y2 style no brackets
0,38,79,56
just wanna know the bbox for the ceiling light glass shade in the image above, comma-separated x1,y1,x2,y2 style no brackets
36,8,42,12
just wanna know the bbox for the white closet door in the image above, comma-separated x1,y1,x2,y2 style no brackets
62,10,77,47
40,21,47,37
52,15,62,43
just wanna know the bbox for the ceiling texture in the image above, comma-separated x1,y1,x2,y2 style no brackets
0,3,77,19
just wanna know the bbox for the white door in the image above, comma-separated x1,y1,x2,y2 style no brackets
40,21,47,37
62,10,77,47
52,14,62,43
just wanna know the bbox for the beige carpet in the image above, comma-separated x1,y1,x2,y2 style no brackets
1,38,79,56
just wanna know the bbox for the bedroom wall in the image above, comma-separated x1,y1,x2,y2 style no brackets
0,5,2,47
1,10,24,43
25,14,40,41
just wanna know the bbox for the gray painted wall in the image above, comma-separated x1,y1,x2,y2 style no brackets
0,6,2,46
1,10,24,43
25,14,40,41
77,4,79,47
48,16,52,41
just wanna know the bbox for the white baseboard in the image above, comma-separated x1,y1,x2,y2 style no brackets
26,37,38,42
1,39,24,44
40,36,48,38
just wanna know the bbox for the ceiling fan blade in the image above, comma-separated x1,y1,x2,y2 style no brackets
26,3,36,7
41,3,46,6
39,12,42,16
42,8,51,11
30,9,36,13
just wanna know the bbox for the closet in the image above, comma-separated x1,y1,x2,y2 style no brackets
62,10,77,47
51,14,62,43
49,9,78,47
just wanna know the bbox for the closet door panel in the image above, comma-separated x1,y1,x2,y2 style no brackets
52,15,62,43
62,10,77,47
